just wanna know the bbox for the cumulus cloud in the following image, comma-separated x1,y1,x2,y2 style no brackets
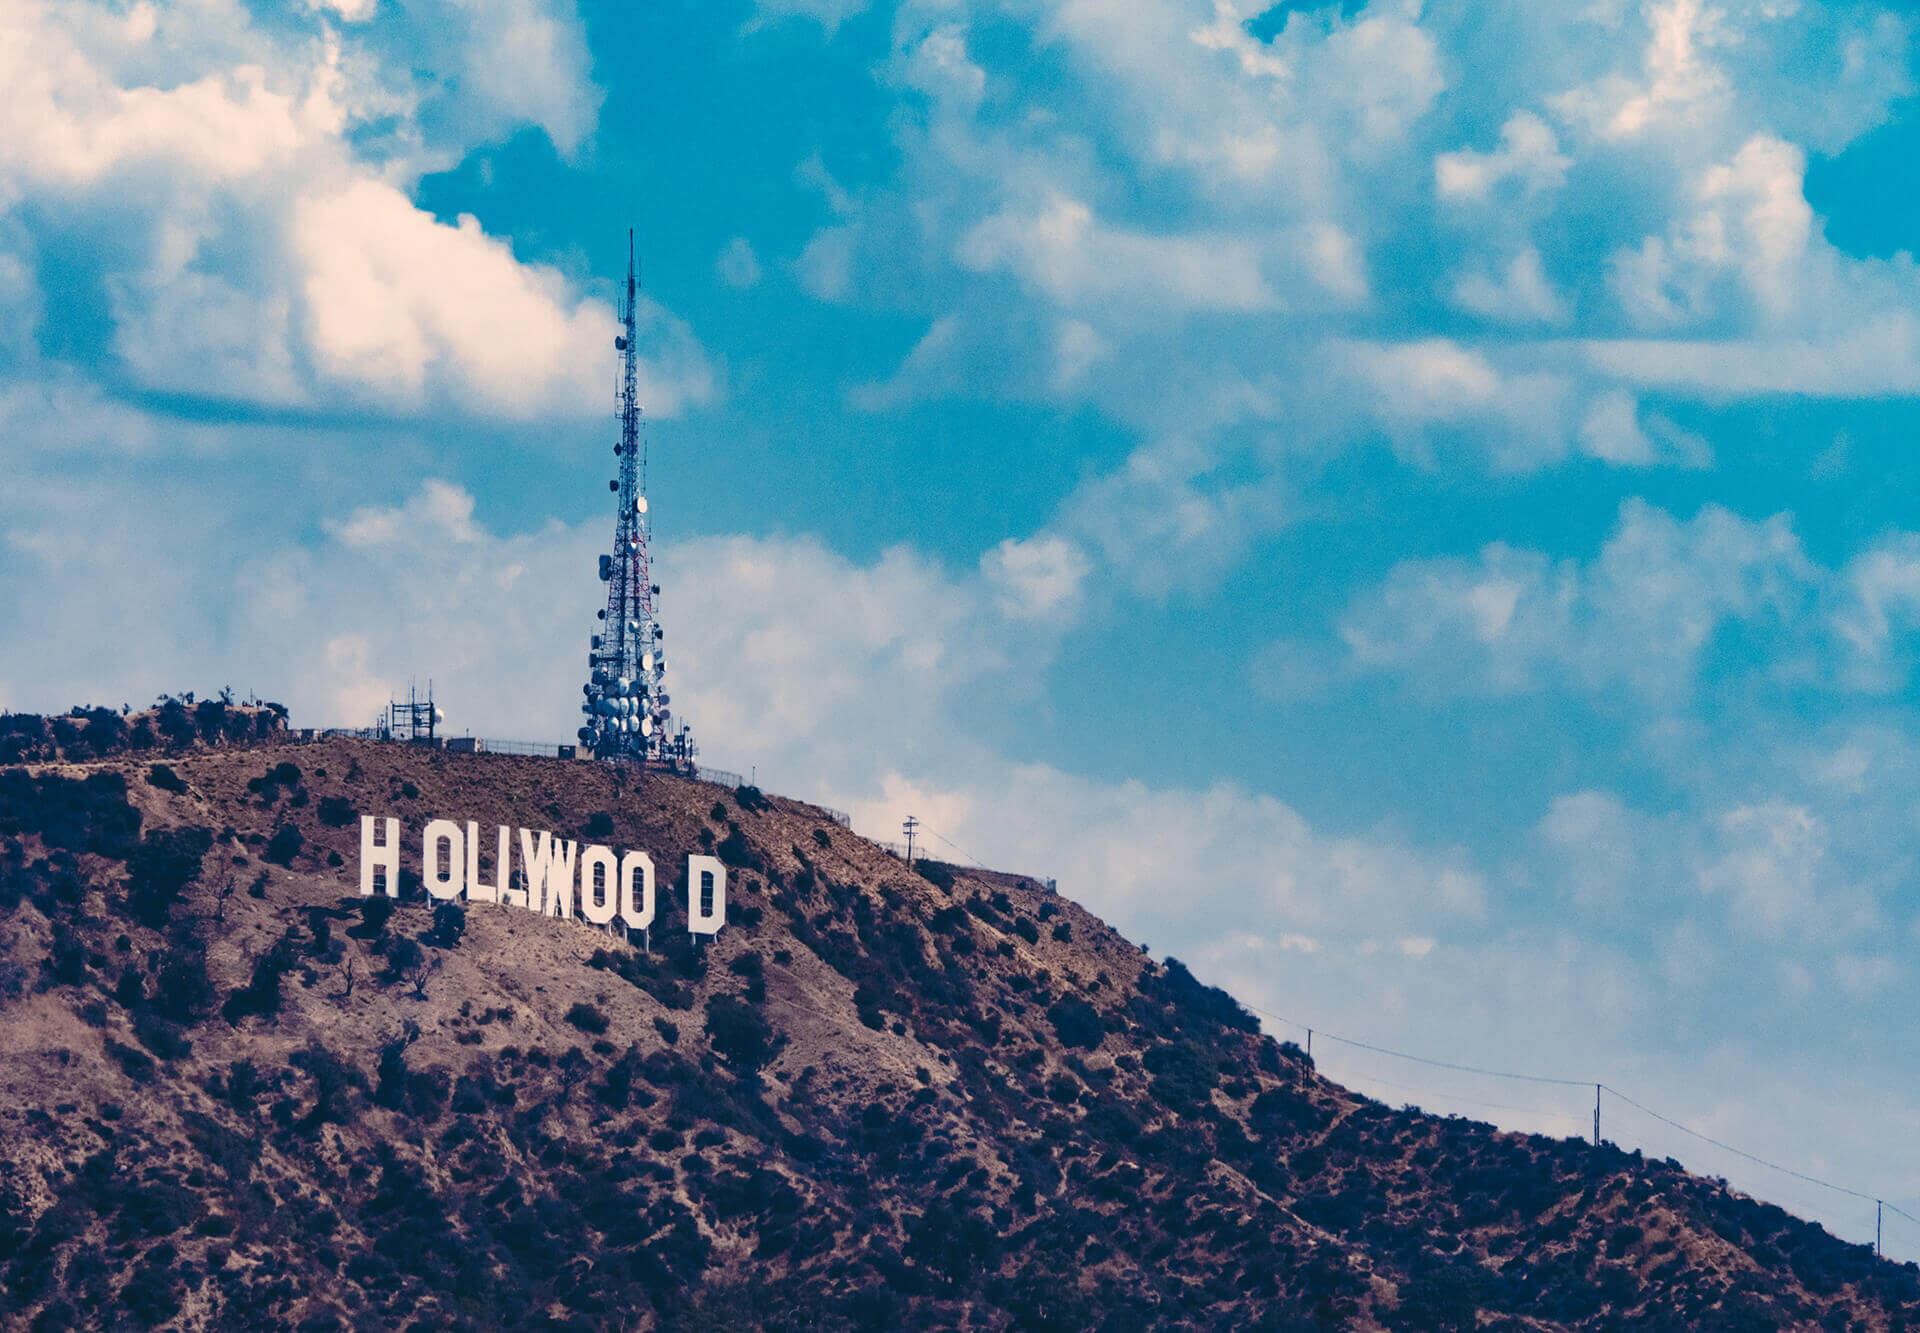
1337,498,1813,702
716,236,762,289
0,0,708,422
957,193,1277,315
1451,248,1568,325
291,182,711,419
1435,111,1571,203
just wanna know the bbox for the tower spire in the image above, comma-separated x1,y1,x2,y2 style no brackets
576,235,694,771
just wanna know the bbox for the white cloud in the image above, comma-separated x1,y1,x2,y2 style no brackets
0,0,705,422
1585,314,1920,396
750,0,870,31
1451,247,1568,325
1339,498,1813,702
1608,134,1816,328
1435,111,1571,203
958,192,1277,314
980,534,1092,623
716,236,762,289
1061,434,1287,597
1694,801,1848,942
796,225,856,302
1341,338,1577,472
1576,390,1711,468
1832,535,1920,692
1552,0,1731,142
1350,338,1502,417
292,181,707,419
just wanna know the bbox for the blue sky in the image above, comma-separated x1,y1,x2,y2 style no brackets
7,0,1920,1250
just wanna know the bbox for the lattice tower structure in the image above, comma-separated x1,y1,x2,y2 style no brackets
578,236,690,768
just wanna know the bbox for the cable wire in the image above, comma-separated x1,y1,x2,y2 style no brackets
927,829,987,868
1244,1000,1920,1232
1324,1062,1590,1122
1602,1085,1882,1205
1244,1002,1592,1088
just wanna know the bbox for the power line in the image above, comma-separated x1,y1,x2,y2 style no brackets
1328,1063,1589,1122
1601,1084,1882,1206
1244,1002,1591,1088
1244,998,1920,1247
927,828,986,867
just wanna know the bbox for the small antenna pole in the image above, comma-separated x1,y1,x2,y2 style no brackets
903,815,918,866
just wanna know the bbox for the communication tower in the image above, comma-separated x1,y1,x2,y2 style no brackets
379,681,442,742
577,235,696,771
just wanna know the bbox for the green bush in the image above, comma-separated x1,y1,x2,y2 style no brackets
145,764,186,795
317,795,356,828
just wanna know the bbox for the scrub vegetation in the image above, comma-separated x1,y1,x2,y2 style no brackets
0,733,1913,1330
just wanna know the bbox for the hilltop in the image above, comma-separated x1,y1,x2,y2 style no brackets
1,737,1917,1330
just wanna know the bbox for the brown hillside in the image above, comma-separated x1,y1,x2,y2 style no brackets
0,738,1916,1331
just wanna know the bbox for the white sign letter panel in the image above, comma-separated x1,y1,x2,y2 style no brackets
687,854,726,936
422,819,464,900
579,845,617,925
619,852,654,931
360,816,400,898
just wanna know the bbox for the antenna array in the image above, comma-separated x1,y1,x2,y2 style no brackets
577,234,696,771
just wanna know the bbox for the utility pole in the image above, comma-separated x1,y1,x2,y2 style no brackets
903,815,918,866
1594,1084,1602,1147
1878,1200,1883,1258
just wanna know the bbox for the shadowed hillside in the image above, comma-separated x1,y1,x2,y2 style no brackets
1,738,1916,1330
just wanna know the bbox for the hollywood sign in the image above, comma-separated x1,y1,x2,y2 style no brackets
359,816,726,937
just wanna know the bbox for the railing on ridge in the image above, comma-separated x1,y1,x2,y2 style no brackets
300,728,852,828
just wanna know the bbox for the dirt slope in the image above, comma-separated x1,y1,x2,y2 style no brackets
0,738,1915,1331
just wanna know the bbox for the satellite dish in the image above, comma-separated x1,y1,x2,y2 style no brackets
615,336,627,350
641,716,653,737
641,652,654,672
613,443,622,455
577,726,592,743
637,496,649,514
609,480,618,492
